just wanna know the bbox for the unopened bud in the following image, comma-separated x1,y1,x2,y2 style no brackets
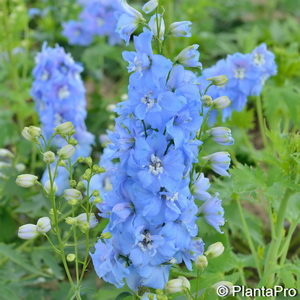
18,224,38,240
65,217,76,225
76,213,98,229
207,75,228,87
43,151,55,164
63,189,82,204
0,148,14,159
205,242,225,258
165,276,190,294
100,232,112,239
22,126,42,142
68,138,78,146
44,180,57,194
54,122,74,136
67,253,76,262
16,174,38,188
92,165,106,174
201,95,213,107
93,197,103,204
58,144,75,160
36,217,51,233
69,180,77,188
212,96,231,109
76,181,85,191
142,0,158,14
195,255,208,270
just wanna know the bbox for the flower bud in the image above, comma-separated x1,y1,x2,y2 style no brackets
82,168,92,180
44,180,57,194
207,127,234,146
58,144,75,160
15,163,26,172
76,213,98,229
67,253,76,262
92,165,106,174
69,180,77,188
43,151,55,164
100,232,112,239
205,242,225,258
58,160,67,167
85,157,93,167
202,152,231,177
36,217,51,233
207,75,228,87
22,126,42,142
142,0,158,14
18,224,39,240
201,95,213,107
170,21,192,37
92,190,99,197
195,255,208,271
165,276,190,294
0,148,14,159
175,45,202,68
63,188,82,205
54,122,74,136
68,138,78,146
76,181,86,191
93,197,103,204
212,96,231,109
65,217,76,225
16,174,38,188
149,14,165,41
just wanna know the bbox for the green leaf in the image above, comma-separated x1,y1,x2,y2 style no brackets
115,292,133,300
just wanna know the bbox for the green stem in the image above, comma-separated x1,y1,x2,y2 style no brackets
255,95,268,147
235,194,262,278
260,188,293,286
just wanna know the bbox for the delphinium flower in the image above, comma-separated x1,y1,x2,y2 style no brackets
62,0,123,46
31,43,94,192
90,1,232,292
199,44,277,121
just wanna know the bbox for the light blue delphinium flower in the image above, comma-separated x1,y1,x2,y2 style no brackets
207,127,234,146
117,0,145,45
199,193,225,233
62,0,123,46
170,21,192,37
202,152,231,177
91,8,230,291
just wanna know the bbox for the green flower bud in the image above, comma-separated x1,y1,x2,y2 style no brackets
63,189,83,203
82,168,92,180
54,122,75,136
76,181,85,191
100,232,112,239
58,144,75,160
43,151,55,164
212,96,231,109
207,75,228,87
22,126,42,142
85,157,92,167
67,253,76,262
201,95,213,107
65,217,76,225
44,180,58,194
165,276,190,294
92,165,106,174
195,255,208,270
92,190,99,197
36,217,51,233
69,180,77,188
68,138,78,146
93,197,103,204
205,242,225,258
16,174,38,188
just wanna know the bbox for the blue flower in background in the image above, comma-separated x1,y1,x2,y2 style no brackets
62,0,123,46
31,43,94,192
199,44,277,121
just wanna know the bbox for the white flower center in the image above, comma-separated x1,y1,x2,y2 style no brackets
166,192,179,202
234,67,245,79
254,53,265,66
41,71,49,81
138,231,153,251
149,154,163,175
141,93,155,109
58,86,70,99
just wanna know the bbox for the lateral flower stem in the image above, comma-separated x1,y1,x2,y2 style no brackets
235,194,262,278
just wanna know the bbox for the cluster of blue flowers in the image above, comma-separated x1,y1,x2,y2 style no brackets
31,43,94,190
62,0,122,46
91,1,230,291
200,44,277,120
